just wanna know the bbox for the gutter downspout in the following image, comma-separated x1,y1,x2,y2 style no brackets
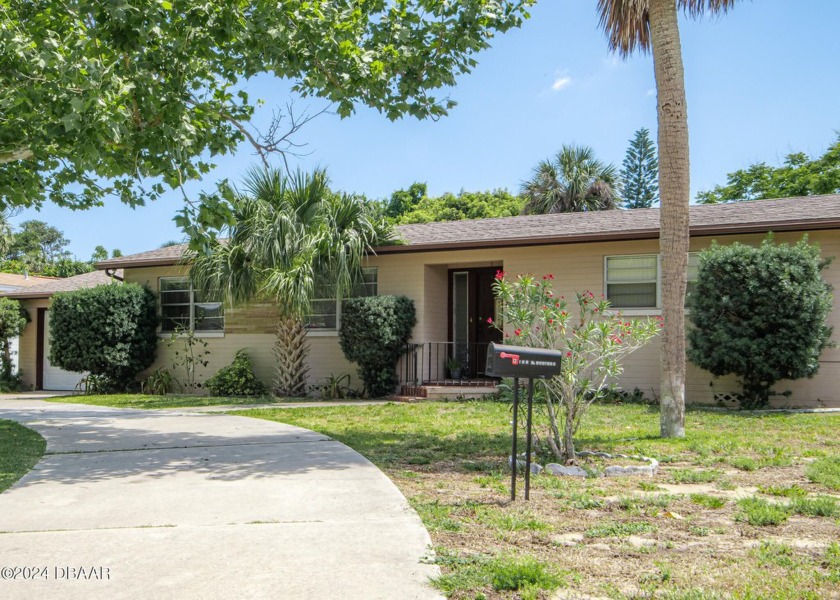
105,269,124,282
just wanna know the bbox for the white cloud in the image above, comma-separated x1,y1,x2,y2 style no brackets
551,76,572,92
603,56,622,68
646,88,656,97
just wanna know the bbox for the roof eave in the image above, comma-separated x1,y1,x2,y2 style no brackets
95,257,189,270
373,218,840,255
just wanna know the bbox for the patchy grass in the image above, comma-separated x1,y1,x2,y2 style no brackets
758,484,808,498
0,419,46,493
806,456,840,490
45,394,301,410
585,520,657,538
689,493,727,509
788,495,839,518
736,497,790,526
669,468,722,484
239,401,840,599
431,549,568,598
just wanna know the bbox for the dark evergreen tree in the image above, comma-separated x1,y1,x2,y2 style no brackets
620,128,659,209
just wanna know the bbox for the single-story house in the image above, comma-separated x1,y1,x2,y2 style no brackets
1,270,122,390
3,195,838,407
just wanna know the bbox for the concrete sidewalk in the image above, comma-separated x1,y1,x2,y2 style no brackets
0,399,440,599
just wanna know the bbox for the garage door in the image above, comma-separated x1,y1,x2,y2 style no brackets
43,310,86,391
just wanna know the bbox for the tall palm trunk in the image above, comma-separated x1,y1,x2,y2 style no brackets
273,313,309,397
650,0,688,437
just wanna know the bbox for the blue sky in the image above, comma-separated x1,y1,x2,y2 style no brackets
12,0,840,259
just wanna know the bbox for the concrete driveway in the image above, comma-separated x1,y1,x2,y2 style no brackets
0,398,440,599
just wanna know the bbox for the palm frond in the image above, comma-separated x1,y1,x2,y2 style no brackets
597,0,738,57
522,145,619,214
597,0,651,58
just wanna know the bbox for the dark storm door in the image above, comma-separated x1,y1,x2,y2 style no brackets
449,267,503,378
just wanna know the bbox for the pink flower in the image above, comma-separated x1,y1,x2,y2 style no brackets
486,317,493,324
514,328,522,336
565,351,572,357
495,270,506,280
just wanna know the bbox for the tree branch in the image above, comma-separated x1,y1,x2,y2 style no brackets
0,148,34,164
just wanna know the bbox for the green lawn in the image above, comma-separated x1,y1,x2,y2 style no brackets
237,401,840,469
0,419,46,493
44,394,300,410
238,401,840,599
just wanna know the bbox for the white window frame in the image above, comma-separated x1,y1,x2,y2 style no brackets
603,253,700,315
159,277,225,338
306,267,378,337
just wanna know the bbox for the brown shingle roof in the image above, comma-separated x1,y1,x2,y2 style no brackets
96,243,189,269
0,273,58,288
0,270,123,299
94,194,840,267
381,194,840,253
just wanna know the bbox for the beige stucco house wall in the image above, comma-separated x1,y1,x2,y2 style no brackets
117,229,839,408
5,195,839,407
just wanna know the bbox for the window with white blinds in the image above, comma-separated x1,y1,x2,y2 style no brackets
605,253,699,309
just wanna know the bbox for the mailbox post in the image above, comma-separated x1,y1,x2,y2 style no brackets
486,343,563,501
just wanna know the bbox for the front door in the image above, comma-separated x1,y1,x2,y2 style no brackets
450,268,503,379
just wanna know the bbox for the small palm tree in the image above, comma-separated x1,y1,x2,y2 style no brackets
190,166,396,396
521,145,619,214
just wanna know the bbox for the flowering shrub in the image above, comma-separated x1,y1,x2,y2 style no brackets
492,272,661,462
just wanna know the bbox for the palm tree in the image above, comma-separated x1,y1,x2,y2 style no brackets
521,145,619,214
190,166,396,396
596,0,737,437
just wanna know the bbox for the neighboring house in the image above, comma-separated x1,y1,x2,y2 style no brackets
0,270,123,390
3,195,838,407
0,272,59,374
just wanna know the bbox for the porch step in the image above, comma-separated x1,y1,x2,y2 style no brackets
400,385,498,400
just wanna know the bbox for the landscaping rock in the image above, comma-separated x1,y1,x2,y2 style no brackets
509,456,543,474
578,451,612,459
508,456,526,471
546,463,588,477
552,532,584,547
605,465,655,477
626,536,657,548
589,543,612,551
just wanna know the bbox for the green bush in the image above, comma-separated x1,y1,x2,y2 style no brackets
688,235,834,409
338,295,416,397
204,350,267,397
49,283,158,389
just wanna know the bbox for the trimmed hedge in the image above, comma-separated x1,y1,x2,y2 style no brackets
688,236,833,408
49,283,158,389
339,295,416,397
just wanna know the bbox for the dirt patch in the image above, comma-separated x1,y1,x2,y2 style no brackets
394,461,840,599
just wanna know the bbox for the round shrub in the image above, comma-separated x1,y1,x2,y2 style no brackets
204,350,267,397
688,235,833,409
49,283,158,389
339,295,416,397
